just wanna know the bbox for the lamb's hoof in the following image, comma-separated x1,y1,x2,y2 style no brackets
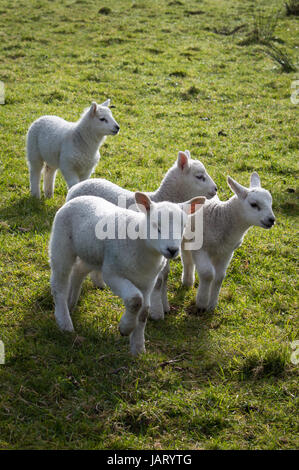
149,310,164,321
59,324,75,333
163,303,170,314
196,307,207,314
118,325,127,337
130,344,146,356
207,305,216,312
31,193,41,199
89,272,106,289
118,323,135,337
93,281,106,290
149,300,164,320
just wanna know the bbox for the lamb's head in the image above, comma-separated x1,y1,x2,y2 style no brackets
175,150,217,200
88,100,120,137
227,172,275,229
135,192,205,259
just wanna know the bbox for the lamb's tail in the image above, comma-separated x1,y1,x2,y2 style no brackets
26,123,41,164
26,124,44,198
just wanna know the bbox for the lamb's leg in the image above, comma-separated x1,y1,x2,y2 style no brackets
90,270,105,289
28,159,44,199
149,261,169,320
181,246,196,287
51,253,76,332
103,272,143,338
149,273,164,321
43,164,57,198
68,258,92,312
60,164,80,189
207,258,230,311
194,250,215,313
130,302,150,356
161,261,170,314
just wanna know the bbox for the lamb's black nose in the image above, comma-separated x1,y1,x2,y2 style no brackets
167,247,179,258
214,185,217,192
268,216,275,225
114,125,120,133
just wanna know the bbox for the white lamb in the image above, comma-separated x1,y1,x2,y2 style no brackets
181,172,276,312
49,192,204,355
26,99,120,198
66,150,217,319
66,150,217,205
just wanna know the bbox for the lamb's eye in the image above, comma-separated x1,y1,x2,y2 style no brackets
99,117,107,122
250,202,260,210
196,175,205,181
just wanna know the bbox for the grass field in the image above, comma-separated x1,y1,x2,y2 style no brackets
0,0,298,450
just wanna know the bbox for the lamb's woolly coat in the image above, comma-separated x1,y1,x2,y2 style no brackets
67,151,217,205
66,151,217,320
26,100,119,198
49,193,203,355
181,173,275,312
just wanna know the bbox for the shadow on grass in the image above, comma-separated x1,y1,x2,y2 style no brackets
147,283,215,368
8,277,215,391
275,190,299,218
1,233,217,447
5,282,132,402
0,195,60,233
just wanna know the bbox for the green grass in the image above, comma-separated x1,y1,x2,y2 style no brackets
0,0,298,450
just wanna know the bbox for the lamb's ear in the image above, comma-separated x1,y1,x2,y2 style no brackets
250,171,261,188
181,196,206,215
135,192,152,213
184,150,191,159
101,99,110,107
177,151,190,171
227,176,248,199
90,101,97,116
